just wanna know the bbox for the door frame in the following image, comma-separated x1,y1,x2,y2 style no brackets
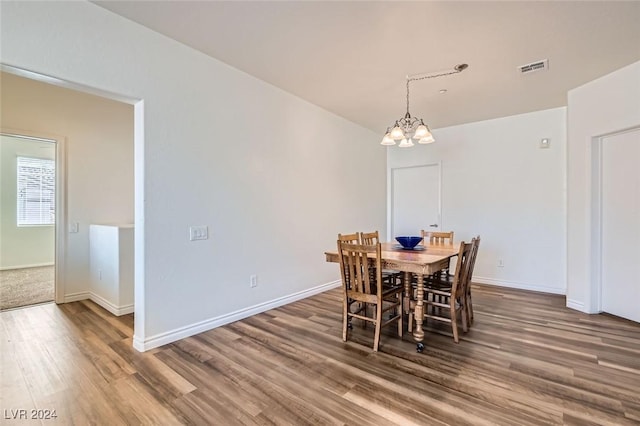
387,162,442,241
590,125,640,314
2,64,145,350
1,129,67,304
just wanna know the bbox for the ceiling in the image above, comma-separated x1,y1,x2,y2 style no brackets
93,1,640,133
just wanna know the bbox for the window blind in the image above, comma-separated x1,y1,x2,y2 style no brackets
17,156,56,226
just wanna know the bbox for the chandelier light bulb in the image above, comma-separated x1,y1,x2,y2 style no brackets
418,134,435,144
381,132,396,146
413,124,429,139
389,125,405,140
398,138,414,148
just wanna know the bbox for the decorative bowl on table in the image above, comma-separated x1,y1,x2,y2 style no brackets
395,236,423,250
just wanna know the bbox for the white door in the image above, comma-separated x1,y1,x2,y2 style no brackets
390,164,441,238
601,129,640,323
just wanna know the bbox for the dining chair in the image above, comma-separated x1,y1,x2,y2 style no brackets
421,230,454,246
338,233,365,320
417,240,474,343
338,232,360,244
359,231,402,286
337,240,403,352
421,230,455,279
424,235,481,327
465,236,481,326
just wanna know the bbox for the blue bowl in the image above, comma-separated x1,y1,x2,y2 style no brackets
395,236,423,249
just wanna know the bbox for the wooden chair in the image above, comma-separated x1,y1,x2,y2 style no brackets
359,231,379,245
360,231,401,286
337,240,403,352
338,232,360,244
421,230,454,246
409,230,455,289
338,233,362,292
465,236,481,326
420,240,474,343
424,235,481,327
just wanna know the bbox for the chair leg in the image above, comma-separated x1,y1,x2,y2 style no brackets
450,304,459,343
373,303,383,352
461,300,469,333
467,291,474,325
342,300,349,342
397,308,403,338
362,302,368,329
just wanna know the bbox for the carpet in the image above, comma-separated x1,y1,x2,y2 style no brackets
0,266,54,310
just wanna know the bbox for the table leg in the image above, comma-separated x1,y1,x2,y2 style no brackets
403,271,412,314
413,273,425,351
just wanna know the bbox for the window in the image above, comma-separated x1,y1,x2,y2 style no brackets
17,156,55,226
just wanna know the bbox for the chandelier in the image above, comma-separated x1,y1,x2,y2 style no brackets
381,64,469,147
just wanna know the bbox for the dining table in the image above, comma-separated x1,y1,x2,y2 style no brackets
324,242,459,351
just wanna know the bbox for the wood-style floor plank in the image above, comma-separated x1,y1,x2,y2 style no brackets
2,284,640,425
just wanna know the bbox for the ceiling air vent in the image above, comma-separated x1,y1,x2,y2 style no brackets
518,59,549,74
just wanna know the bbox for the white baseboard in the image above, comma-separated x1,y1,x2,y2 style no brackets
473,276,566,295
0,262,55,271
63,291,133,316
89,293,134,316
566,298,590,313
132,335,146,352
133,280,341,352
64,291,90,303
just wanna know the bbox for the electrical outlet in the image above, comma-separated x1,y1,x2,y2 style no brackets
250,275,258,288
189,225,208,241
497,259,504,268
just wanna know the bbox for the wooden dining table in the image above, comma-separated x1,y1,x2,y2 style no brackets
324,242,459,351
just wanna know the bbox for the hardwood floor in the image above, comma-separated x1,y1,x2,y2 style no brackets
1,284,639,425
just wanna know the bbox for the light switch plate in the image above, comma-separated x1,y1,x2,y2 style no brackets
189,225,208,241
69,222,79,233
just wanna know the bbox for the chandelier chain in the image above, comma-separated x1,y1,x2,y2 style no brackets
405,68,466,116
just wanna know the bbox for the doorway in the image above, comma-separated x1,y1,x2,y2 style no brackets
389,163,442,239
598,127,640,323
0,133,62,310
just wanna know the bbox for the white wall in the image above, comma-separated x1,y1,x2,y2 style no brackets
0,2,385,350
0,71,134,297
388,107,567,294
566,60,640,313
0,135,55,269
89,224,135,316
